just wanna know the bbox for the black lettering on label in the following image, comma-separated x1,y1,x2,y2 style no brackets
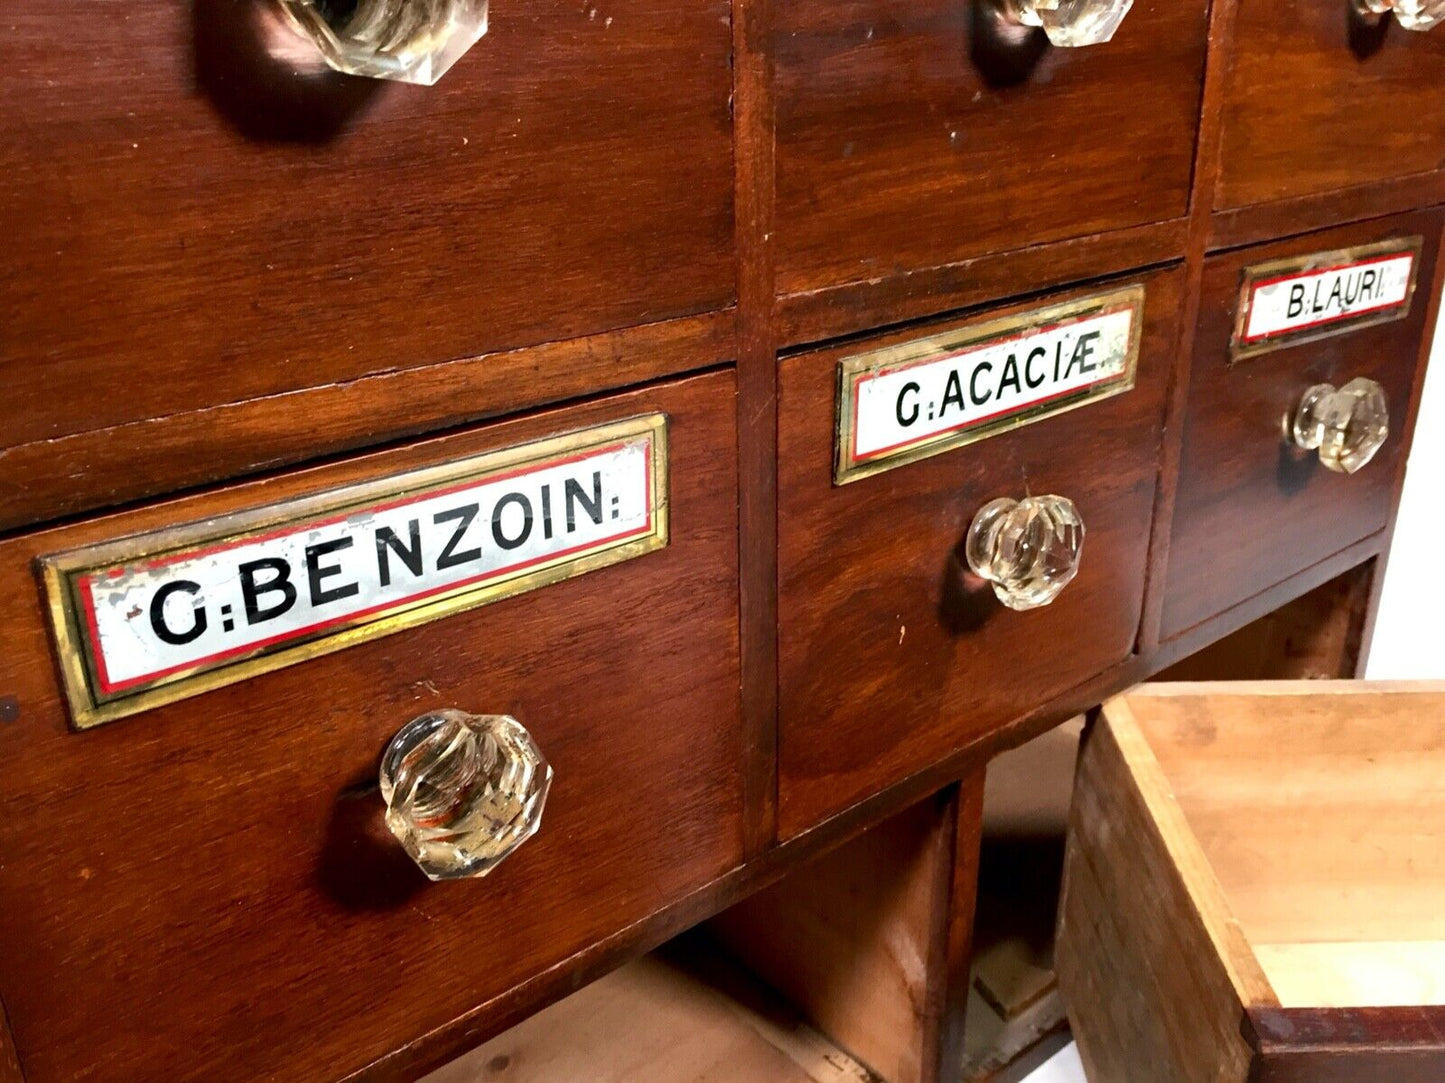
1287,284,1307,319
565,473,604,532
434,504,481,570
1343,272,1362,307
941,369,967,415
491,492,534,551
1063,333,1097,379
896,381,921,428
1360,268,1378,302
540,484,554,540
1025,347,1047,389
306,536,359,606
239,558,297,625
966,363,991,408
1326,277,1344,313
998,353,1022,398
149,580,207,646
375,520,423,588
1054,341,1065,382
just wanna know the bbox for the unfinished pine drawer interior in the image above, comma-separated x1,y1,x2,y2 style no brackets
1058,682,1445,1083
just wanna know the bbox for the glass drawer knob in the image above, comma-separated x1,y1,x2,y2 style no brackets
276,0,490,85
965,495,1085,611
1289,377,1390,475
1355,0,1445,29
379,709,552,881
995,0,1134,45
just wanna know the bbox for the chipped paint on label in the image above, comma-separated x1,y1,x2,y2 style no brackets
1232,238,1422,359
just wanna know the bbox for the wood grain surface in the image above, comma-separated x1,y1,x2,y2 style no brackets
1070,684,1445,1083
0,312,735,533
1055,694,1276,1083
771,0,1207,299
1216,0,1445,211
1,0,1443,1075
0,0,734,446
711,789,961,1083
421,942,877,1083
1155,563,1374,682
1248,1004,1445,1083
1161,211,1442,640
0,371,742,1083
775,268,1181,838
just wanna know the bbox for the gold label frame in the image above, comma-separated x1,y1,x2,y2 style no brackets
1230,236,1423,361
834,285,1145,485
41,415,670,730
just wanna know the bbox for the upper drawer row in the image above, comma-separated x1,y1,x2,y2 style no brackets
6,0,1443,451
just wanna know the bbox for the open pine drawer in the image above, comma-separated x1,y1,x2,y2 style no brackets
1057,682,1445,1083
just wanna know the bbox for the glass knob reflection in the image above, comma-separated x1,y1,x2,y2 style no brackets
276,0,490,85
995,0,1134,45
379,709,552,881
965,495,1085,611
1290,377,1390,475
1354,0,1445,29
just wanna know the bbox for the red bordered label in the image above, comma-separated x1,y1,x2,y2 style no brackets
834,286,1144,484
1232,237,1422,360
41,415,669,729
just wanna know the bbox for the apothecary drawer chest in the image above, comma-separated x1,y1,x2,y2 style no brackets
0,0,1441,1079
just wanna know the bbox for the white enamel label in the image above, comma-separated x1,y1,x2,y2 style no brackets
46,418,667,726
837,289,1141,482
1238,246,1418,352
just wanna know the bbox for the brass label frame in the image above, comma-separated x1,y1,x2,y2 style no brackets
42,415,670,730
834,285,1145,485
1230,236,1423,361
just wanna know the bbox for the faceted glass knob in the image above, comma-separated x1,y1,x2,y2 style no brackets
1354,0,1445,29
1290,377,1390,475
379,709,552,881
965,495,1085,611
996,0,1135,45
276,0,489,85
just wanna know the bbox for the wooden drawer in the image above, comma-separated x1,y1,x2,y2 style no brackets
1059,683,1445,1082
772,0,1208,300
0,1,733,450
1160,213,1440,641
775,268,1181,839
1217,1,1445,212
0,371,742,1082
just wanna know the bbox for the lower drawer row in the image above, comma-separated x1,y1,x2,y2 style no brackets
0,210,1436,1081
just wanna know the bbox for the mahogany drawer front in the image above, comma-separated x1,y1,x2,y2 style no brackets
775,268,1182,840
1161,213,1441,641
0,371,742,1083
0,1,733,450
1217,1,1445,211
771,0,1208,300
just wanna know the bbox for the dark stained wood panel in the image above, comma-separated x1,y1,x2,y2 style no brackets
1249,1006,1445,1083
0,371,742,1083
0,310,734,534
771,0,1208,298
0,0,734,449
776,218,1188,350
1216,0,1445,211
1160,212,1441,640
774,269,1182,839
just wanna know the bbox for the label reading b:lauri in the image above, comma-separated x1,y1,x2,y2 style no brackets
1232,237,1421,359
